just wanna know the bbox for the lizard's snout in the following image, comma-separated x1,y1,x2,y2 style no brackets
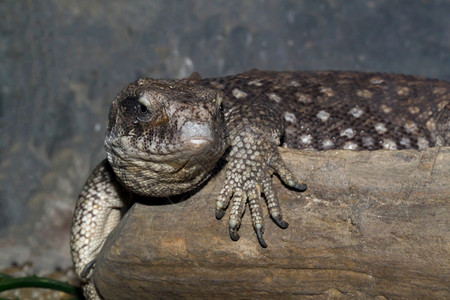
180,122,214,149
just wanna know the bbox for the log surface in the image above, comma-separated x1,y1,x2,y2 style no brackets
94,147,450,299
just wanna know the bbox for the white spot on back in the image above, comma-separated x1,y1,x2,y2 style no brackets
381,104,392,114
300,134,312,145
382,139,397,150
375,123,388,134
340,128,355,139
356,89,373,99
370,77,384,85
438,100,449,110
408,106,420,114
400,137,411,148
426,119,436,132
417,137,430,150
343,142,358,150
322,139,334,149
433,87,447,95
396,86,410,96
284,112,297,123
296,93,312,103
320,87,335,97
316,110,330,122
268,93,282,102
404,121,418,134
209,81,225,89
247,80,263,86
290,80,300,87
349,106,364,118
232,88,247,99
362,137,374,148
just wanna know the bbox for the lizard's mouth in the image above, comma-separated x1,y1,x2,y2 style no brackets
181,137,213,150
106,134,219,162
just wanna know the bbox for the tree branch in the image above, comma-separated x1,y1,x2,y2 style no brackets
94,147,450,299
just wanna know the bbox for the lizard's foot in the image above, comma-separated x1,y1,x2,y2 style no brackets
216,128,306,247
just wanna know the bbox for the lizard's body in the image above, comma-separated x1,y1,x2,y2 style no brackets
205,70,449,150
70,70,449,299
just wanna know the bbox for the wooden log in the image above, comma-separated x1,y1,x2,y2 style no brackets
94,147,450,299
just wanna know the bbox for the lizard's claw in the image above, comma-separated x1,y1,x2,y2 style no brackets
288,181,307,192
272,214,289,229
80,259,96,280
215,208,226,219
255,226,268,248
229,226,240,241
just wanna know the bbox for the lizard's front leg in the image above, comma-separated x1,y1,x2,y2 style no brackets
216,98,307,247
70,159,129,299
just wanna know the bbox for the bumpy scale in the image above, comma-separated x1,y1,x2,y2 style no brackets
71,70,449,299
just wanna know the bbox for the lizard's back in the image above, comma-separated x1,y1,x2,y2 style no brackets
202,70,449,150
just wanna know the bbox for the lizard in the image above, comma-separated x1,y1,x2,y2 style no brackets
70,69,449,299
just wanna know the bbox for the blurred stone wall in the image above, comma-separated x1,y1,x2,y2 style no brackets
0,0,449,273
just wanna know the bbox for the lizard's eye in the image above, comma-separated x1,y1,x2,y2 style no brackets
138,103,148,113
136,97,153,122
219,102,224,112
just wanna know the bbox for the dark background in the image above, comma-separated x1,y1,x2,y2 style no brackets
1,0,449,273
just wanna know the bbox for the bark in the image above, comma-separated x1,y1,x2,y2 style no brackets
94,147,450,299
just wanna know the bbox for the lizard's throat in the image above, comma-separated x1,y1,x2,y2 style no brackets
104,138,226,197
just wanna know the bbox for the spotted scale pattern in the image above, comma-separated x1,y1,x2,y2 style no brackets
71,69,449,299
203,70,449,151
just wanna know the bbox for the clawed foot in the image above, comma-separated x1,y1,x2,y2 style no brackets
216,137,307,247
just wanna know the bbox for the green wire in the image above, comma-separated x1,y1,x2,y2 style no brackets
0,273,80,297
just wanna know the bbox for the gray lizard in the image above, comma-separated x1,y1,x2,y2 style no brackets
70,69,449,299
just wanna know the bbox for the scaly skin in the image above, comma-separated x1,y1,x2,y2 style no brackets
71,70,449,299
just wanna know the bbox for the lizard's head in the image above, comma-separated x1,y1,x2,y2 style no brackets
105,78,228,197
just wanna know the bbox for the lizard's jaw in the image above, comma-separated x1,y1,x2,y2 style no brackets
104,133,227,197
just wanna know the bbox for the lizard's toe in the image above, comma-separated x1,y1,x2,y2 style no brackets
268,144,307,192
223,189,246,242
216,185,233,220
